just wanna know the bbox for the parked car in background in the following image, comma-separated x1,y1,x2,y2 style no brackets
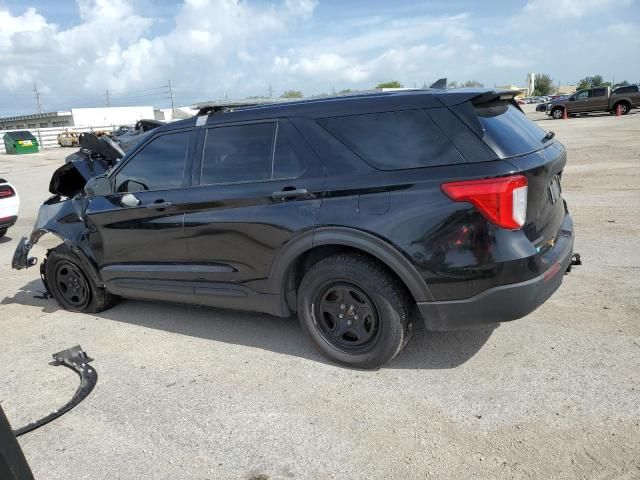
112,119,164,152
0,178,20,238
57,131,80,147
13,89,577,368
547,86,640,119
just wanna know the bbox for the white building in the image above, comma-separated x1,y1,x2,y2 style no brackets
0,106,154,130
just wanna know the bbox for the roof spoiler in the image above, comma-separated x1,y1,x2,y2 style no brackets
429,78,447,89
471,90,523,105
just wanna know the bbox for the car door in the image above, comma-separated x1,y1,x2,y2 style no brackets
182,118,325,310
84,127,197,302
590,87,609,111
569,89,591,113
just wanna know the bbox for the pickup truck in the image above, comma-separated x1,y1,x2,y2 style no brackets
547,85,640,119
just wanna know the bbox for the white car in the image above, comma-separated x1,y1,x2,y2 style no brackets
0,178,20,237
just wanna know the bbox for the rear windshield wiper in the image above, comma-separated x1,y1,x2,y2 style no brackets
542,131,555,143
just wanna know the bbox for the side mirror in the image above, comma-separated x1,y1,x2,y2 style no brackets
568,96,575,101
84,175,112,197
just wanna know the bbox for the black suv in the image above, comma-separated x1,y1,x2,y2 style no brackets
13,90,575,368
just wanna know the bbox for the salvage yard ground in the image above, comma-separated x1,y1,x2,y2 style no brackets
1,110,639,479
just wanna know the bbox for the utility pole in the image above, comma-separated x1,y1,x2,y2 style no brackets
106,89,111,108
33,82,43,114
167,80,176,116
268,83,273,98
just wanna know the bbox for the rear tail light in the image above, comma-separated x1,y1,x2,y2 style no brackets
0,185,16,199
441,175,528,230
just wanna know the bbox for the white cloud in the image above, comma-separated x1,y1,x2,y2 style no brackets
0,0,638,115
523,0,632,18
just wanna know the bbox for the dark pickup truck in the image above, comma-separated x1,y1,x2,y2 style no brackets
547,85,640,119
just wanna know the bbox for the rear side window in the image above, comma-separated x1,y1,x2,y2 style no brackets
201,122,305,184
273,124,304,178
202,123,275,184
115,131,189,192
318,110,464,170
474,101,547,158
592,88,607,97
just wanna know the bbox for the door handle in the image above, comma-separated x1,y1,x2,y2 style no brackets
146,200,173,209
271,188,310,201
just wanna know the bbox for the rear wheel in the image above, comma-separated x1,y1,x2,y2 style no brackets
613,102,630,115
551,107,564,119
44,245,118,313
297,254,412,369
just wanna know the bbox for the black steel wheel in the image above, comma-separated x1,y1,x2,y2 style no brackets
297,253,412,369
315,283,381,353
44,245,119,313
53,260,91,310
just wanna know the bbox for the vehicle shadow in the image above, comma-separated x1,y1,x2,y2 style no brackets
4,278,495,370
0,234,13,245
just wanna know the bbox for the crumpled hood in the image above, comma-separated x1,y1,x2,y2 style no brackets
49,154,112,198
49,132,123,198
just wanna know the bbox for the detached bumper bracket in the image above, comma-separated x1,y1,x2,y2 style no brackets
13,345,97,437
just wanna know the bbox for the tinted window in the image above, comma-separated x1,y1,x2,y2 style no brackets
475,101,547,158
273,125,304,178
574,90,590,100
592,88,607,97
201,123,275,184
318,110,463,170
613,85,638,94
116,131,189,192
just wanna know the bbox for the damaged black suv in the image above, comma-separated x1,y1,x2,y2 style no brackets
13,90,577,368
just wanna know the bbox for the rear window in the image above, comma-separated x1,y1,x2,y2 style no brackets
318,109,464,170
474,102,547,158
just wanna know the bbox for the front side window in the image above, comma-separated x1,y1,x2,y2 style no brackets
574,90,590,100
115,131,189,192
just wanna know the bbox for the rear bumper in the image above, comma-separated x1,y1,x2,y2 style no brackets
417,214,574,331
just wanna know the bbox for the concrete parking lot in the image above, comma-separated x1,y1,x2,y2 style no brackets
1,111,639,479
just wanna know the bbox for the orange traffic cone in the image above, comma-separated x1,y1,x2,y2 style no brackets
616,103,622,116
562,107,568,119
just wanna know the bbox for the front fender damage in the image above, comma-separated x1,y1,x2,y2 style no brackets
12,196,102,292
12,196,86,270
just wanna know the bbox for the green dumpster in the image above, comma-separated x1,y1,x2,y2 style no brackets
3,131,39,154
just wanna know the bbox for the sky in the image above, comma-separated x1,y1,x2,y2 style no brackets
0,0,639,116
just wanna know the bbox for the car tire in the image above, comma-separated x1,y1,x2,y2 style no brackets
613,102,630,115
297,253,412,369
551,107,564,119
44,244,119,313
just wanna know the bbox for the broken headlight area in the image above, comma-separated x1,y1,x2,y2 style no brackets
12,132,122,272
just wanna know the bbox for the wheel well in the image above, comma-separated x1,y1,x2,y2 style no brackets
282,245,415,314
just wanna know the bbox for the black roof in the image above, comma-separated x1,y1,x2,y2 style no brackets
157,88,518,134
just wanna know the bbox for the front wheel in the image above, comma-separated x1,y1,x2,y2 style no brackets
551,107,564,119
297,254,412,369
44,245,118,313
